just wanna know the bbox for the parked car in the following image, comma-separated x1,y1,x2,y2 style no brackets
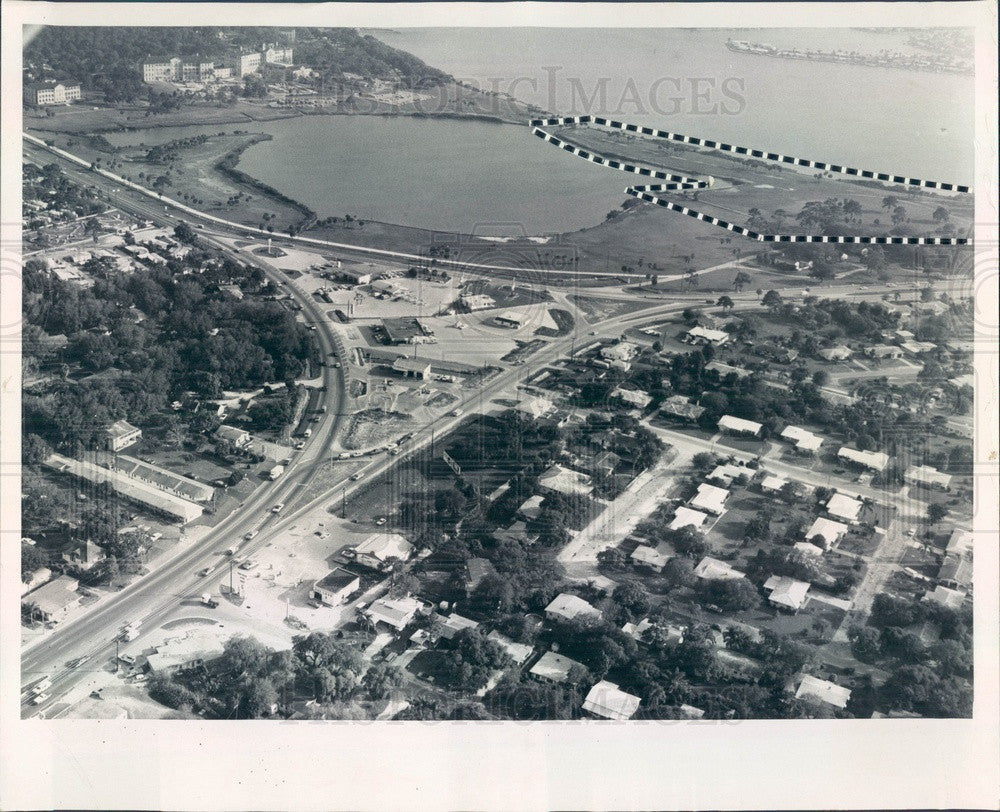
272,502,285,513
243,530,259,541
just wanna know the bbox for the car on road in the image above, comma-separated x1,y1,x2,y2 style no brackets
333,362,341,368
197,566,214,577
243,530,259,541
272,502,285,513
239,560,258,571
450,409,463,417
32,693,50,705
67,655,90,669
349,473,362,481
295,441,306,450
119,653,136,667
225,545,238,556
374,517,387,526
31,678,52,696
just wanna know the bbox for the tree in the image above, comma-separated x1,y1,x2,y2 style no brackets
761,290,783,309
927,503,948,524
743,513,770,541
811,370,830,387
21,542,49,581
612,580,650,619
596,547,628,571
440,629,512,692
293,632,364,702
716,295,734,312
932,206,950,223
733,271,752,292
698,577,759,612
361,663,405,701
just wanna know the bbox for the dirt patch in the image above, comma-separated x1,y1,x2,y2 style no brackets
343,409,414,450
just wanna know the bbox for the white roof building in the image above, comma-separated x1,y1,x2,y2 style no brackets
517,494,545,521
817,345,852,361
905,465,953,490
612,388,653,409
436,613,479,640
780,426,824,454
582,680,642,721
689,483,729,515
600,342,639,363
707,463,745,487
838,446,890,472
545,593,602,623
146,633,225,674
763,576,811,612
630,544,671,571
686,326,730,345
718,415,763,436
364,596,423,631
900,340,937,355
621,618,654,641
486,631,534,665
514,395,557,420
826,493,863,523
793,542,825,557
805,517,849,549
693,556,745,581
669,506,709,532
539,465,592,498
529,651,585,683
760,475,789,493
795,675,851,709
922,585,966,610
945,528,973,556
354,533,414,569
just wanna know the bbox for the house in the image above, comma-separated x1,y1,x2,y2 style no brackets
717,415,763,437
693,557,745,581
795,675,851,710
310,569,360,606
486,631,534,665
865,344,903,360
905,465,952,491
706,361,751,379
707,463,745,487
104,419,142,452
917,300,949,316
945,528,973,556
763,576,811,612
354,533,414,570
435,613,479,641
937,554,972,591
780,426,824,454
817,345,852,361
529,651,585,684
826,493,863,524
465,557,498,592
146,633,225,675
545,593,602,623
22,575,81,623
805,517,848,549
363,595,423,631
760,475,789,493
685,326,730,346
660,395,705,421
612,388,652,410
922,585,966,609
517,494,545,521
538,465,592,498
793,542,825,557
678,704,706,719
669,506,709,532
621,618,654,641
630,544,671,572
21,567,53,597
900,340,937,355
689,483,729,515
219,284,244,300
491,521,539,547
216,424,253,448
62,539,105,571
514,395,556,420
459,293,494,311
600,342,639,364
837,446,890,472
392,357,432,380
587,451,622,478
582,680,642,720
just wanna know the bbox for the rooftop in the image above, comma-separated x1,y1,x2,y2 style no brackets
105,418,140,439
780,425,824,452
837,446,890,471
669,506,709,532
795,675,851,709
545,592,602,622
315,569,359,593
689,483,729,515
22,575,79,615
539,464,592,498
805,516,848,547
826,493,863,523
693,556,745,581
146,633,225,673
906,465,953,489
356,532,414,563
763,575,811,611
582,680,642,720
529,650,585,683
718,414,763,435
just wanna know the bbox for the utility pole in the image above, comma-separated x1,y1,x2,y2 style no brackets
229,561,234,595
341,486,346,519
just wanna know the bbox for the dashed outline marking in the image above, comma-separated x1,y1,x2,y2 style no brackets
530,116,972,246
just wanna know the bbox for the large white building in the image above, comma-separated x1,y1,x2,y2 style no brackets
142,57,216,83
27,80,82,105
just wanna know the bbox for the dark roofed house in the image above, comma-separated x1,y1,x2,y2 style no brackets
311,569,360,606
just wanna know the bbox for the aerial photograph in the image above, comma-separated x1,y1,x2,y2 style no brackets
19,24,979,722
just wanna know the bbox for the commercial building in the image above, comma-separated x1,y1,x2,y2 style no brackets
795,675,851,709
545,593,602,624
26,80,82,105
514,395,556,420
459,293,494,311
600,342,639,363
142,57,216,83
22,575,81,623
354,533,414,570
837,446,890,472
685,325,730,346
111,454,216,503
104,419,142,452
44,453,203,524
383,317,432,345
146,633,225,674
717,415,763,437
392,356,432,380
582,680,642,721
905,465,953,491
310,569,360,606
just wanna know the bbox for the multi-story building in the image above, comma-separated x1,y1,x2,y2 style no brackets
263,45,294,66
231,51,263,77
142,57,216,84
26,80,82,106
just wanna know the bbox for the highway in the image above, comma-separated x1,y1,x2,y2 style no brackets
19,136,937,715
